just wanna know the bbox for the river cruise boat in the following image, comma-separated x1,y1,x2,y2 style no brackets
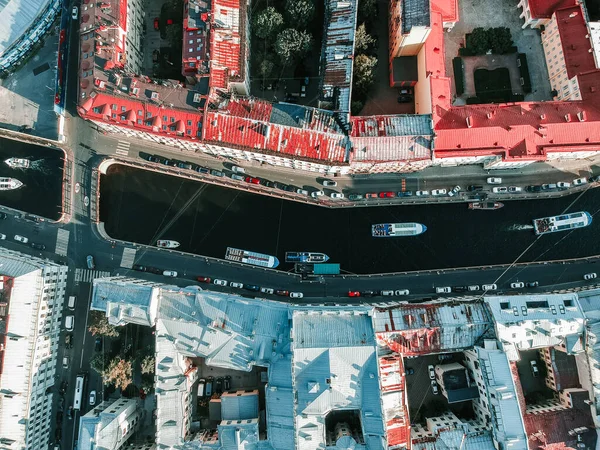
285,252,330,263
372,223,427,237
156,240,180,248
532,211,592,235
225,247,279,268
469,202,504,210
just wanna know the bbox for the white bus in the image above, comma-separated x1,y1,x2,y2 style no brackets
73,374,86,410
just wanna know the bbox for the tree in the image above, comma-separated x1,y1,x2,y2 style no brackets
140,355,155,375
285,0,315,29
275,29,313,63
467,27,490,55
88,311,120,337
358,0,378,25
489,27,513,54
351,100,364,116
353,54,378,96
103,358,133,390
252,7,284,39
90,353,109,375
355,23,375,53
259,56,275,78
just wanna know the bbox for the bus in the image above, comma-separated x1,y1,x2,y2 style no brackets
73,374,86,410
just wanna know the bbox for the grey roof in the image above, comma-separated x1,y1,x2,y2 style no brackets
391,56,418,83
0,0,52,55
401,0,430,34
221,391,259,420
445,387,480,403
265,357,295,450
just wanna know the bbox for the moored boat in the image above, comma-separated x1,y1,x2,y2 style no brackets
285,252,330,263
372,223,427,237
469,202,504,210
156,240,180,248
0,177,23,190
4,158,30,169
225,247,279,268
532,211,592,235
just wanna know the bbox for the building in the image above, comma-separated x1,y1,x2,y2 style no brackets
0,248,68,449
516,0,576,29
434,362,479,403
77,398,141,450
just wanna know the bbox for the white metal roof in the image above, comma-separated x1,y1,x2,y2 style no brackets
0,0,50,55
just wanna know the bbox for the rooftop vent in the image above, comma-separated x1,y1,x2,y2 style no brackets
466,116,472,128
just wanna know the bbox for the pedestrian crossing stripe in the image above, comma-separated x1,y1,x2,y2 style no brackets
55,228,70,256
115,140,130,156
120,247,136,269
74,268,111,283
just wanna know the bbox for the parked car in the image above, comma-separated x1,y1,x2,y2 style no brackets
416,190,429,196
275,290,289,296
215,377,223,394
381,290,394,296
405,368,415,375
557,181,571,189
431,189,447,196
65,315,74,331
260,287,275,294
210,169,224,177
395,289,410,295
379,191,395,198
95,337,103,352
283,185,297,192
230,282,243,288
196,166,210,174
487,177,502,184
526,185,542,192
482,284,498,291
244,176,261,184
31,242,46,250
468,285,480,291
347,291,361,297
510,282,525,288
230,174,244,181
453,286,467,293
261,180,274,187
296,189,309,195
231,165,245,174
397,95,412,103
289,292,304,298
436,286,451,293
244,284,260,291
526,281,539,288
0,234,5,240
365,193,378,199
177,162,193,170
213,279,228,286
0,213,7,219
321,180,337,187
584,273,597,280
431,380,439,394
311,190,324,198
361,290,377,297
447,185,462,197
330,192,344,199
205,377,213,397
492,187,508,193
65,333,73,349
72,5,78,19
133,264,147,272
468,185,484,192
589,175,600,183
163,270,177,277
273,182,288,191
148,267,162,274
86,255,95,269
428,365,435,379
197,276,211,283
508,186,522,193
542,183,557,190
348,194,364,201
573,177,587,186
438,354,453,361
14,235,28,243
530,360,539,377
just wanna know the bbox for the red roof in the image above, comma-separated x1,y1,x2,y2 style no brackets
209,0,243,89
79,92,203,139
203,111,347,162
425,12,452,122
526,0,576,19
555,5,596,79
578,69,600,102
430,0,458,23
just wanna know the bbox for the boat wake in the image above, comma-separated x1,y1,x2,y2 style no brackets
30,159,52,174
508,224,534,231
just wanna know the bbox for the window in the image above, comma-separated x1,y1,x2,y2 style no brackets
187,120,192,126
162,125,167,130
138,110,142,115
564,299,574,307
112,113,117,118
137,119,142,124
163,115,168,121
111,104,117,110
500,302,510,310
170,117,175,123
121,106,126,112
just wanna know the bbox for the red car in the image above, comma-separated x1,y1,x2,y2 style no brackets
196,276,211,283
245,176,261,184
153,18,159,30
348,291,361,297
379,192,396,198
365,193,378,199
275,290,289,296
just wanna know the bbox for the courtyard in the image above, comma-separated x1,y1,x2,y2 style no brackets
443,0,552,103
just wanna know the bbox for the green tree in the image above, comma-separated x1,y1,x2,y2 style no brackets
252,7,284,39
355,23,375,53
353,54,378,96
351,100,364,116
140,355,155,375
489,27,513,54
285,0,315,29
357,0,378,25
88,311,120,338
467,27,489,55
259,56,275,78
275,29,313,63
90,353,109,375
103,358,133,390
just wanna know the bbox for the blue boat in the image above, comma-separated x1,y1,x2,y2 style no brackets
532,211,592,235
225,247,279,268
285,252,330,263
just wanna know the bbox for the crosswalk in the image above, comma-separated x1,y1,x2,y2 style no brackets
74,268,111,283
115,140,130,156
120,247,137,268
55,229,70,256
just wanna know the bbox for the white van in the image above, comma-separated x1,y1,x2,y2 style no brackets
63,356,69,369
65,315,75,331
197,378,206,398
68,296,76,310
231,165,245,174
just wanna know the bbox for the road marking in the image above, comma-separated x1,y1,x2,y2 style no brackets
55,228,70,256
115,140,130,156
120,247,136,268
74,268,111,283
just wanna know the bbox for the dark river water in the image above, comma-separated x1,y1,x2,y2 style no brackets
0,137,64,220
99,164,600,274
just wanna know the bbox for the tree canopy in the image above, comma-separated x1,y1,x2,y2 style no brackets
285,0,315,29
88,311,120,337
355,23,375,53
274,29,313,63
353,54,378,96
252,7,284,39
103,358,133,390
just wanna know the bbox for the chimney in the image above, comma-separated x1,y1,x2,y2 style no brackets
540,114,546,120
577,111,587,122
466,116,472,128
486,113,492,119
564,114,572,122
